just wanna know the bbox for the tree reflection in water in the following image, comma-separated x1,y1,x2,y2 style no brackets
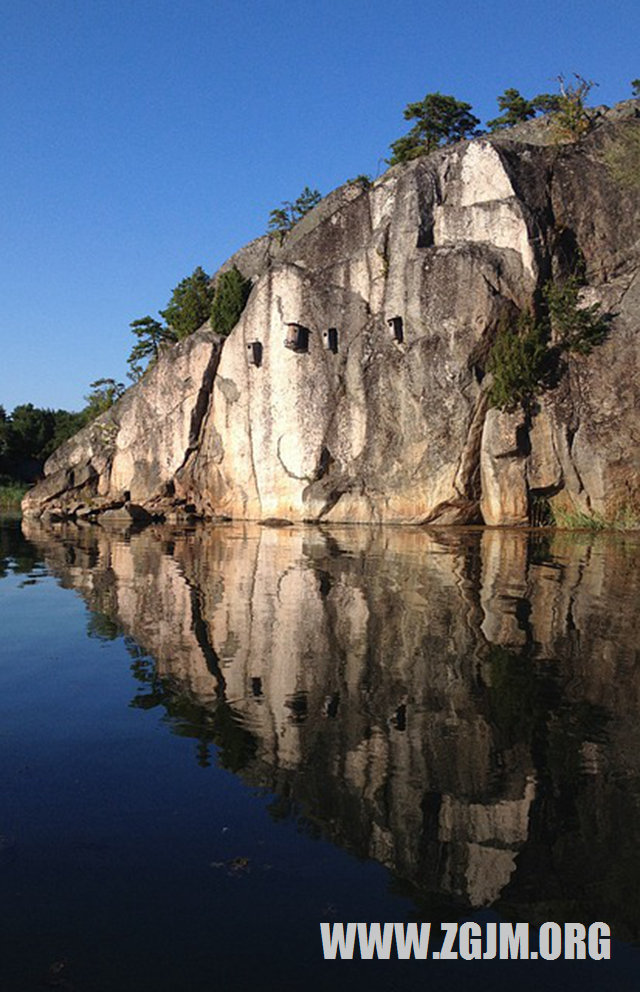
21,518,640,940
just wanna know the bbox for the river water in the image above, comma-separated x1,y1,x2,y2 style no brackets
1,514,640,990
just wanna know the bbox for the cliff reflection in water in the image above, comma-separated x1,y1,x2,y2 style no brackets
22,519,640,936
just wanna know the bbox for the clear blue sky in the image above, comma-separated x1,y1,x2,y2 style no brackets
1,0,638,412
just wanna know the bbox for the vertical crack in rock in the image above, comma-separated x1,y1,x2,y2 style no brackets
23,107,640,526
176,338,223,475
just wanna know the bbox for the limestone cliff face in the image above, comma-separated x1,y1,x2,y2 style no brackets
23,329,221,518
23,105,640,524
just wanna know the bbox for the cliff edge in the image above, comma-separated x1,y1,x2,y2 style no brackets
23,103,640,526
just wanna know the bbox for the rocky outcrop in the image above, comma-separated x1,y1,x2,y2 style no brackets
23,104,640,525
23,328,222,520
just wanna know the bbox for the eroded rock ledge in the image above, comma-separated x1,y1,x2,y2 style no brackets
23,104,640,526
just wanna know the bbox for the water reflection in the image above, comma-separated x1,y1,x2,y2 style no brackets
20,518,640,938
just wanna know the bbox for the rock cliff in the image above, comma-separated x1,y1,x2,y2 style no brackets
23,103,640,525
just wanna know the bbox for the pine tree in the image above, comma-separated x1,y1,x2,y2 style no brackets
127,317,177,381
388,92,480,165
160,267,215,340
268,187,322,238
210,267,252,337
487,88,560,131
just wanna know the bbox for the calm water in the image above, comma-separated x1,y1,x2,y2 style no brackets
2,514,640,991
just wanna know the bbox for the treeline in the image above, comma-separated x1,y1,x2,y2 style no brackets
0,376,133,484
0,403,84,484
126,265,252,382
1,266,256,486
384,74,640,165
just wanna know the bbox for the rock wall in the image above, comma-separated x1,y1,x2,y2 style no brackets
23,329,221,520
23,105,640,525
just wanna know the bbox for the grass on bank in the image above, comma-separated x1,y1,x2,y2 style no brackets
0,483,28,510
550,504,640,531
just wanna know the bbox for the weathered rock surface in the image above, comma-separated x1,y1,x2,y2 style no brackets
23,329,222,518
23,105,640,524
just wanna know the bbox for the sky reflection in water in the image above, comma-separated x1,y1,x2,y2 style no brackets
1,515,640,991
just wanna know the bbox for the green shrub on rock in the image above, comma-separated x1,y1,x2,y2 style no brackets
544,277,609,354
160,267,215,341
487,277,610,412
210,267,252,337
388,92,480,165
487,313,548,412
549,74,597,142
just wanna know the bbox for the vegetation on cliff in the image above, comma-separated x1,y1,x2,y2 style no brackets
267,186,322,240
487,278,611,412
1,403,83,492
210,267,252,337
126,265,252,381
388,92,480,164
9,76,640,527
160,266,215,341
486,87,560,131
387,72,636,164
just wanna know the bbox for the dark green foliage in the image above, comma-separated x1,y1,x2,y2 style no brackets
388,92,480,165
126,266,214,379
0,406,9,461
487,87,560,131
268,186,322,238
346,174,373,190
127,316,177,381
487,277,610,411
632,79,640,97
159,266,215,340
544,278,610,354
50,408,87,446
8,404,55,461
0,403,87,481
487,312,549,412
387,133,425,165
210,267,252,337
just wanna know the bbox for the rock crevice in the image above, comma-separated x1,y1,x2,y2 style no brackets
23,106,640,526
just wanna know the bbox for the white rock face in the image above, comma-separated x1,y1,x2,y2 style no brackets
23,329,221,516
23,116,640,526
480,409,529,526
181,144,539,524
433,142,536,278
459,142,516,205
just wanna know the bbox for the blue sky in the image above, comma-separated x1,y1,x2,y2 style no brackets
1,0,638,412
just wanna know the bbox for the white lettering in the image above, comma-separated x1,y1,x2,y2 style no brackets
588,922,611,960
539,922,562,960
440,923,459,959
483,922,497,959
394,922,431,959
564,923,586,959
357,922,394,960
500,923,529,959
459,922,483,960
320,922,357,960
